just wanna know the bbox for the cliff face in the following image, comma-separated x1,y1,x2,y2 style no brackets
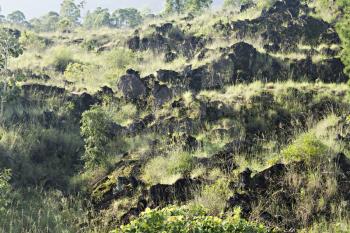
1,0,350,232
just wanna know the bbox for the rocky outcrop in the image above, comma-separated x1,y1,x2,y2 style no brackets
149,178,202,207
216,0,339,51
117,70,147,101
127,23,209,59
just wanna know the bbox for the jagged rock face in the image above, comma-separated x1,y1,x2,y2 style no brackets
215,0,339,51
334,153,350,201
225,156,350,229
290,57,348,83
153,83,173,107
127,23,209,59
128,114,155,135
91,160,144,209
149,178,202,207
117,72,147,101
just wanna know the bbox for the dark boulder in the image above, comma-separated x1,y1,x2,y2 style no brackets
127,36,140,51
240,2,256,12
117,72,147,101
112,176,143,198
316,58,348,83
164,51,178,63
153,83,173,107
156,23,173,35
183,135,199,151
226,192,252,217
120,198,148,224
128,114,155,134
249,163,287,192
334,153,350,178
73,92,98,113
157,70,183,85
149,178,202,207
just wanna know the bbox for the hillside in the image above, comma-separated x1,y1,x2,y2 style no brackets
0,0,350,232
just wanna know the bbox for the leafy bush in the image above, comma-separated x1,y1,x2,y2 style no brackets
168,151,194,175
19,31,47,50
49,46,75,73
143,151,194,184
118,205,268,233
336,0,350,77
64,62,92,80
195,178,232,215
0,169,12,214
282,133,329,162
81,106,113,168
224,0,254,8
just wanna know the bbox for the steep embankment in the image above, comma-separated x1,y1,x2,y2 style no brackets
1,0,350,232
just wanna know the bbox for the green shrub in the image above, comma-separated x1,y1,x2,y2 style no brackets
117,205,268,233
49,46,75,73
337,10,350,77
282,133,329,162
0,169,12,214
81,106,113,169
143,151,194,184
19,31,47,50
168,151,194,175
195,178,232,215
64,62,93,80
105,48,136,70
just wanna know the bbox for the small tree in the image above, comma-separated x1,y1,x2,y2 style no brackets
0,169,12,214
186,0,213,12
60,0,81,24
30,12,60,32
0,28,23,70
165,0,213,14
112,8,143,28
7,11,26,25
84,7,111,29
80,106,112,169
165,0,186,14
336,0,350,76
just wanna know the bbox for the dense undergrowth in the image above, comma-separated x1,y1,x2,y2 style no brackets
0,0,350,232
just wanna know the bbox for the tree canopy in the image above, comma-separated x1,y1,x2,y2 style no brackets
60,0,81,24
0,28,23,70
7,11,26,25
165,0,213,14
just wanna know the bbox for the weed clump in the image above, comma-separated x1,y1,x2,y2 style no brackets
282,133,329,163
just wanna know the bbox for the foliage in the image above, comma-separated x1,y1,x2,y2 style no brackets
282,133,329,163
195,178,232,215
84,7,111,29
60,0,81,24
168,151,194,175
7,11,26,25
0,28,23,70
80,106,113,169
224,0,254,8
64,62,91,79
336,0,350,77
112,8,143,28
49,46,75,72
143,150,194,184
0,169,12,214
165,0,213,14
118,205,268,233
19,31,47,50
30,12,60,32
